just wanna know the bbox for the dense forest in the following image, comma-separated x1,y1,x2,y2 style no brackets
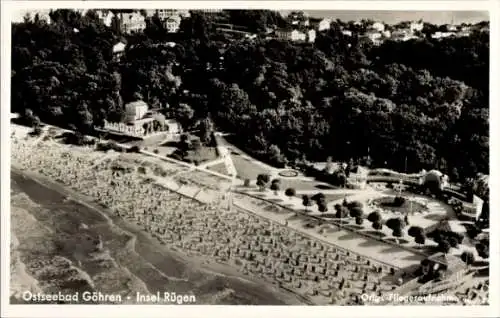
11,9,489,182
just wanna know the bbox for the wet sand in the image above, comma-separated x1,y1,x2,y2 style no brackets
11,169,307,305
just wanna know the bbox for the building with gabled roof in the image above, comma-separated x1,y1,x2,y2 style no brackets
113,12,146,34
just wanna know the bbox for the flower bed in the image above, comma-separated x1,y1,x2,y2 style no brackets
278,169,299,178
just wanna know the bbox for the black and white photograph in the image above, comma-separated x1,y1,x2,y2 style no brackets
1,1,497,317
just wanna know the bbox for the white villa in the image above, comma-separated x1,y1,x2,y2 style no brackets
275,28,316,43
112,41,126,61
342,30,353,37
103,100,182,139
164,15,182,33
113,12,147,34
318,18,331,31
371,22,385,32
410,21,424,32
96,10,115,27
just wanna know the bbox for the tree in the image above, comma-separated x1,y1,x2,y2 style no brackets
268,144,285,166
198,117,214,145
302,195,313,212
386,217,405,232
335,205,349,219
368,211,382,223
10,13,489,183
334,170,348,187
285,187,296,199
318,201,328,213
256,173,271,191
392,227,403,244
408,226,425,238
476,242,489,259
415,233,426,247
348,200,363,209
467,225,481,239
311,192,326,204
270,179,281,195
404,214,410,226
349,207,363,219
449,236,459,248
355,217,364,225
460,251,475,268
175,103,195,130
372,221,383,231
191,138,202,151
450,167,460,182
438,240,451,254
244,178,251,187
31,125,43,136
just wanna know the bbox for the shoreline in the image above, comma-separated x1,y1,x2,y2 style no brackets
11,166,310,305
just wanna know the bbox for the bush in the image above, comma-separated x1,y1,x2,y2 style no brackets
393,196,406,207
368,211,382,223
153,148,159,154
257,173,271,187
415,234,426,245
335,207,349,219
392,228,403,239
270,182,280,192
372,221,383,230
452,232,465,244
348,200,363,208
285,187,296,197
127,145,141,153
311,192,326,203
318,202,328,213
244,179,251,187
350,207,364,219
31,126,43,136
355,217,364,225
461,251,475,265
408,226,425,238
475,243,489,259
438,240,451,253
449,237,459,248
467,226,481,239
386,217,405,231
302,195,312,207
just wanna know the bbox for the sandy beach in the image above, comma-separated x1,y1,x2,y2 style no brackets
10,169,306,305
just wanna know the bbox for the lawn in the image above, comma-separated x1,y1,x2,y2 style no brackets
231,152,272,180
186,146,218,164
207,162,229,175
147,145,177,157
165,144,219,165
278,178,339,192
